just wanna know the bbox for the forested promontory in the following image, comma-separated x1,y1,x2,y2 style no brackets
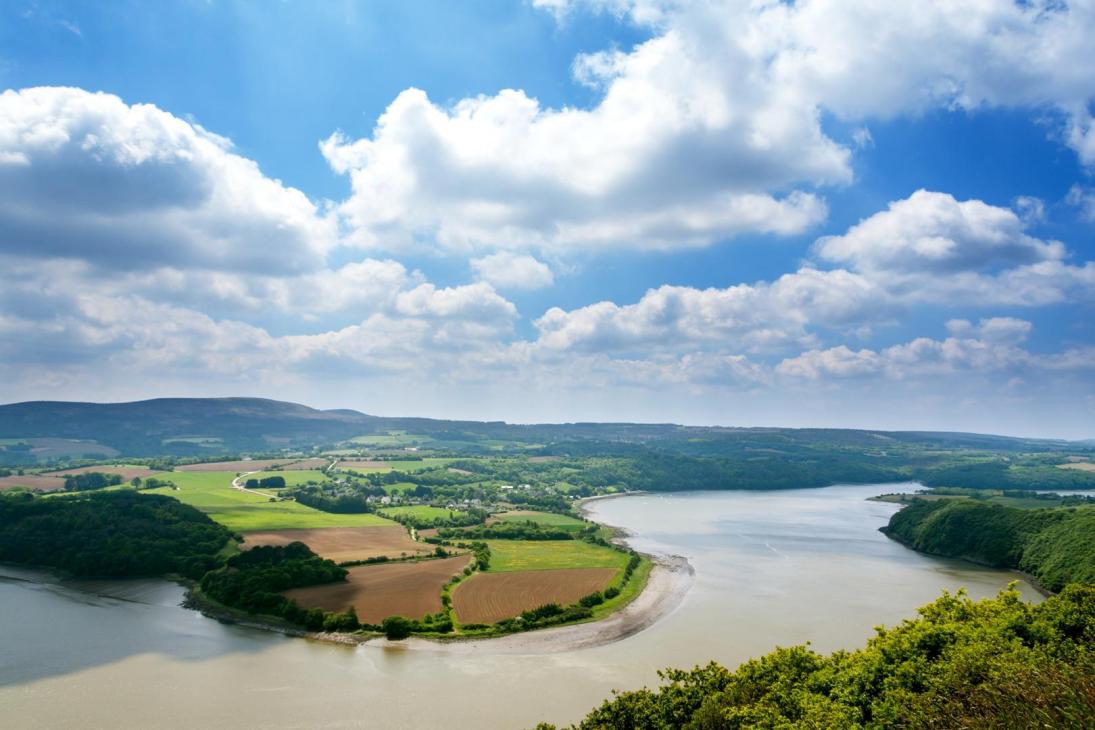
0,491,232,579
882,499,1095,592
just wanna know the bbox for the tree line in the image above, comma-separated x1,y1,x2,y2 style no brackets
0,491,232,579
883,499,1095,592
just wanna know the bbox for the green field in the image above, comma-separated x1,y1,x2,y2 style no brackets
379,505,469,520
484,540,629,572
336,457,458,473
144,471,391,531
247,470,330,487
494,510,587,531
590,555,653,620
347,430,435,448
162,436,223,445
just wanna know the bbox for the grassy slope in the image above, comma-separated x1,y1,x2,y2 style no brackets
145,471,391,531
485,540,629,572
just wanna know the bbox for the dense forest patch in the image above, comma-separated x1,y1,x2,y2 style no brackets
0,491,232,579
538,585,1095,729
882,500,1095,591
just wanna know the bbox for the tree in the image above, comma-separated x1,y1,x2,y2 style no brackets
382,615,413,640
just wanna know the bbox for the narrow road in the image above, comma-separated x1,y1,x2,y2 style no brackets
231,470,280,499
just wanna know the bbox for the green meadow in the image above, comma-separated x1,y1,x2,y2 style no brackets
484,539,628,573
493,510,587,532
144,471,390,531
379,505,469,521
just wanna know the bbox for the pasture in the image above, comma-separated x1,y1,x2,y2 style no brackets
379,505,469,521
484,540,628,573
284,555,472,624
492,510,587,532
243,470,330,487
336,457,458,472
242,526,432,562
143,472,390,531
1060,462,1095,473
452,567,617,624
347,430,434,448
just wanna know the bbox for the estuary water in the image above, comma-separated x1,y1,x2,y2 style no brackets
0,484,1042,729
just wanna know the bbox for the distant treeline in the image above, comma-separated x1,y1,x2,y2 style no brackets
292,489,374,514
539,585,1095,729
919,461,1095,491
437,522,575,541
883,500,1095,592
0,491,231,579
63,471,124,491
244,475,286,489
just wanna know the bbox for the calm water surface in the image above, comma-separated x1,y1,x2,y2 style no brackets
0,485,1042,729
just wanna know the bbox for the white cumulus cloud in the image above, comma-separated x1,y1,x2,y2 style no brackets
471,252,555,290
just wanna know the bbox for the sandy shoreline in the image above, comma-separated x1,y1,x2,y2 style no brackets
6,491,695,654
375,492,693,654
382,553,693,654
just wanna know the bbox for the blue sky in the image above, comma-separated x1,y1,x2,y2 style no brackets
0,0,1093,437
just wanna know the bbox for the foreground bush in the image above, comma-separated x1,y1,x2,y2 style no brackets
537,585,1095,729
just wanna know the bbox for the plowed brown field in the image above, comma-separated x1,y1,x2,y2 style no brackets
242,526,432,562
177,459,327,472
452,567,618,624
0,475,66,491
337,460,390,469
285,555,472,624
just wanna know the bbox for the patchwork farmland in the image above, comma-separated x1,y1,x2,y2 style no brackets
242,525,433,562
177,458,330,472
285,555,472,625
453,567,618,624
3,451,654,639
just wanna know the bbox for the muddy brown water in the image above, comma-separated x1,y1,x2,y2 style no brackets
0,484,1042,729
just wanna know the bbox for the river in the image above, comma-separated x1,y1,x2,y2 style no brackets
0,484,1043,729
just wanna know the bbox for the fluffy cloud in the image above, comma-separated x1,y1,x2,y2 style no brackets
0,87,336,274
815,190,1065,274
527,189,1095,370
322,0,1095,256
471,252,555,290
776,318,1093,381
534,268,877,355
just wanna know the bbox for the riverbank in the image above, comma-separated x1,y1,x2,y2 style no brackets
575,490,648,509
389,553,693,654
879,528,1054,597
183,491,689,651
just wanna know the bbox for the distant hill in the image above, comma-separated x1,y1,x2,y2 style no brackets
0,398,377,460
0,397,1090,465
